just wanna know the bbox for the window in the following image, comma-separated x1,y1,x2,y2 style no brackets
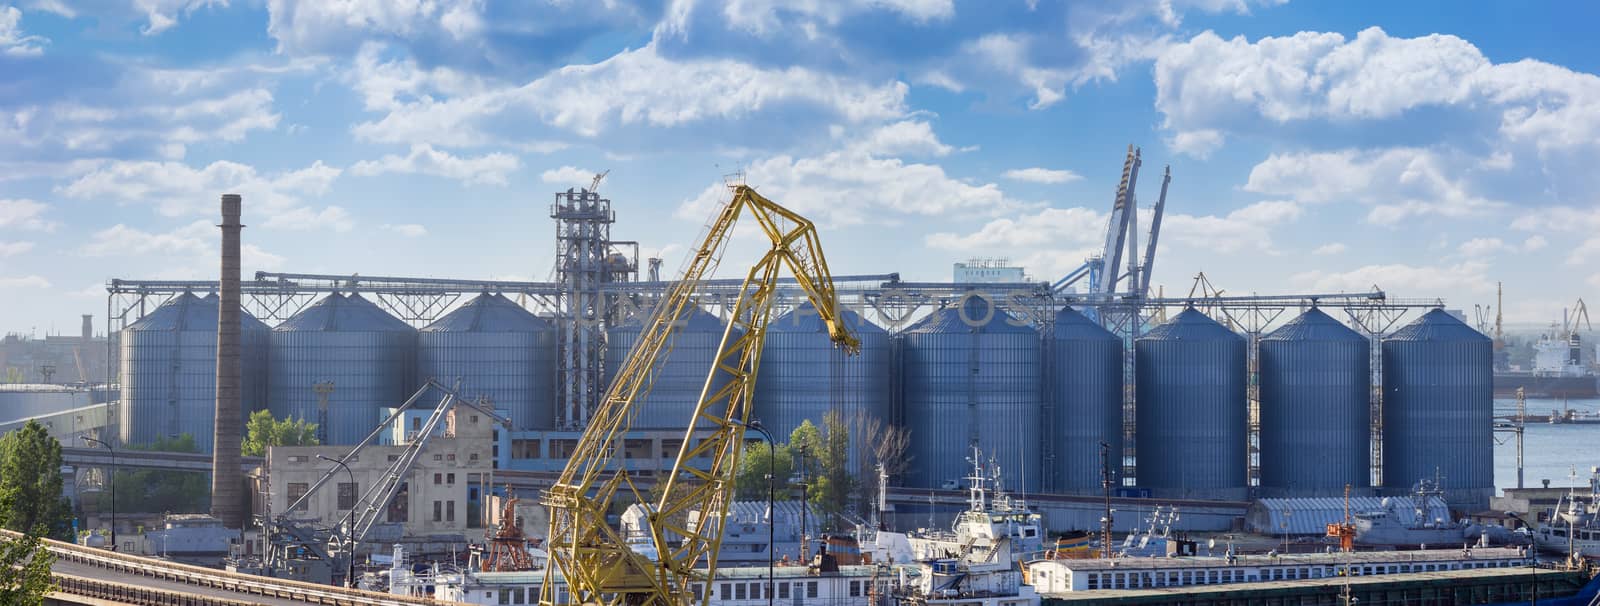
498,589,511,605
513,439,541,459
387,482,409,522
388,454,400,462
286,483,309,511
434,473,443,485
433,454,443,461
720,584,730,599
806,581,817,598
447,500,455,522
468,473,481,485
849,580,861,597
448,453,457,462
736,584,746,600
471,414,479,424
413,418,422,431
448,473,456,484
779,583,790,599
287,455,307,463
433,500,442,521
470,453,480,463
337,482,357,510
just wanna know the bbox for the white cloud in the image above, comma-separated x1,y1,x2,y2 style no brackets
926,206,1105,251
540,166,597,187
349,43,908,144
1457,237,1513,258
856,121,953,157
23,0,74,17
0,5,47,56
135,0,225,35
0,199,57,231
1292,261,1493,295
1522,235,1548,251
1165,129,1224,159
350,143,519,186
0,275,50,289
1155,27,1600,153
700,0,955,35
262,205,353,232
1312,243,1346,255
60,159,343,226
82,220,211,257
1161,200,1303,254
1569,237,1600,267
1001,167,1083,184
0,241,33,256
677,145,1030,228
381,223,427,238
1244,147,1503,225
1510,206,1600,234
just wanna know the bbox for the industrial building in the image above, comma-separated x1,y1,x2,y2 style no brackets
72,146,1497,543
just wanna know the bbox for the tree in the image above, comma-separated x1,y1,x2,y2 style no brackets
0,420,72,539
98,434,209,514
242,410,319,456
0,530,55,605
734,441,794,502
812,410,855,529
852,414,913,516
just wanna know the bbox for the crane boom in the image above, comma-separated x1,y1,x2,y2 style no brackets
1138,165,1170,297
542,184,858,606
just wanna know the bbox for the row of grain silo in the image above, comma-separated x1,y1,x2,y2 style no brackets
120,292,559,450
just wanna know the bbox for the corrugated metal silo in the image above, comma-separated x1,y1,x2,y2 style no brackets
1381,308,1493,509
418,293,556,430
754,302,890,468
1135,308,1247,501
605,307,741,430
269,293,415,445
902,296,1041,492
119,292,269,452
1049,306,1123,494
1259,307,1370,497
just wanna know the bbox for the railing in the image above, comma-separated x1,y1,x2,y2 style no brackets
2,528,447,606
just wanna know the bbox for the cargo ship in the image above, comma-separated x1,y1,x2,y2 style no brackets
1494,325,1597,398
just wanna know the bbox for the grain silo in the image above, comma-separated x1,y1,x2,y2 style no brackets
418,293,556,430
1258,307,1371,497
902,295,1041,493
119,292,269,452
1135,308,1247,501
605,307,741,430
754,302,890,468
269,293,415,445
1048,306,1123,494
1381,308,1493,509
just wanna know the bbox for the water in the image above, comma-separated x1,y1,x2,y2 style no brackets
1493,397,1600,492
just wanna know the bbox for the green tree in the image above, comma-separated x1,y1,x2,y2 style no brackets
0,530,55,605
812,410,855,529
734,441,794,502
241,410,319,456
98,434,209,514
0,420,72,539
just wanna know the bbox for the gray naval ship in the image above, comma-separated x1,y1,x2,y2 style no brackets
1355,478,1523,547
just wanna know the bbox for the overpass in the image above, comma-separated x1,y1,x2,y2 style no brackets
0,528,447,605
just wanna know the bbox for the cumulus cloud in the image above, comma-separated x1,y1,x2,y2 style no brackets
1522,235,1548,251
926,207,1105,251
349,42,908,145
59,159,346,228
0,5,47,56
855,121,954,157
540,166,597,187
1165,129,1224,159
0,198,57,231
1002,168,1083,184
0,275,49,288
135,0,226,35
1312,243,1346,255
0,240,33,256
350,143,519,186
1155,27,1600,153
1292,261,1494,295
381,223,427,237
81,220,212,257
1244,147,1503,225
1457,237,1513,258
1161,200,1303,254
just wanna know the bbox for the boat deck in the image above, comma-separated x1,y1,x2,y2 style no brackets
1045,567,1593,605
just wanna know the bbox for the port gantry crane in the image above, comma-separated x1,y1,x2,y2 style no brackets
540,184,860,606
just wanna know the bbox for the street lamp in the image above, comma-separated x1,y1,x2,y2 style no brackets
744,420,776,606
318,454,358,588
792,443,810,562
80,436,115,551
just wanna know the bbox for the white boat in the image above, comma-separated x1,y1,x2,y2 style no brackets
1532,467,1600,559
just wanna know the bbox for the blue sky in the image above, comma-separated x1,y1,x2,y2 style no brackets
2,0,1598,335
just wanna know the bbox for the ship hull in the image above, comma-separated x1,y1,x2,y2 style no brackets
1494,373,1599,398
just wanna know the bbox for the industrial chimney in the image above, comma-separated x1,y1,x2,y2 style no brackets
212,194,245,529
80,314,93,343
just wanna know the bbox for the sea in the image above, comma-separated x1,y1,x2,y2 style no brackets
1493,396,1600,492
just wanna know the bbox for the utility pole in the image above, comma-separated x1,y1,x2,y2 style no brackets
1100,441,1114,559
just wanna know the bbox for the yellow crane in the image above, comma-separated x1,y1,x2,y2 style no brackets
541,184,859,606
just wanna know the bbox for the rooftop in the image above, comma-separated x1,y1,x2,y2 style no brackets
1035,547,1527,572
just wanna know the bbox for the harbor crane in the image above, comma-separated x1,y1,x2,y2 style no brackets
1053,144,1170,300
540,184,859,606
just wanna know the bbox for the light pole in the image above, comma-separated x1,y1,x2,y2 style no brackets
793,443,810,562
81,436,115,551
745,421,776,606
318,454,358,588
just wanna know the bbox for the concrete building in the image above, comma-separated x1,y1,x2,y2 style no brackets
261,406,496,555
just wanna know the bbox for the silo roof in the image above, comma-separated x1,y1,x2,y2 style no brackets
614,306,730,332
769,302,887,334
1053,306,1118,340
1384,308,1490,342
275,292,413,332
903,296,1035,334
1262,307,1365,342
125,292,270,332
1141,308,1243,341
421,293,551,333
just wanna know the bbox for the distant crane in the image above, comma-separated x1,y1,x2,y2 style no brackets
1053,145,1170,302
589,169,610,193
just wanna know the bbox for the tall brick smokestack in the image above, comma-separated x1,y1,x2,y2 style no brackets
212,194,244,529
